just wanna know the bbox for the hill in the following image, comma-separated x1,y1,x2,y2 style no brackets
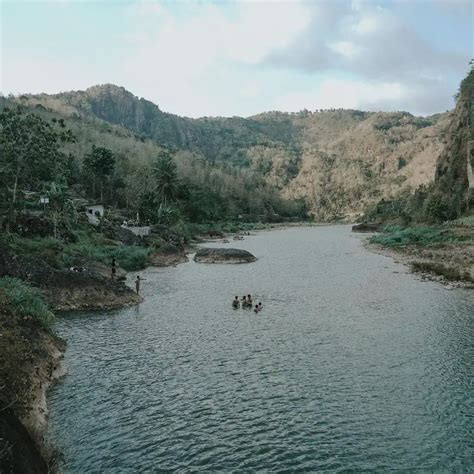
5,83,454,221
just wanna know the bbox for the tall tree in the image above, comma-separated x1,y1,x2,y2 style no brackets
83,146,115,203
0,106,74,228
152,150,179,207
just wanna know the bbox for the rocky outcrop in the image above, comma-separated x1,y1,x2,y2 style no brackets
0,249,141,311
150,242,188,267
432,69,473,215
352,223,380,232
194,247,256,264
42,278,142,311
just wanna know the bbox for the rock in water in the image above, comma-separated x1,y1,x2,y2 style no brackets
352,223,380,232
194,247,257,264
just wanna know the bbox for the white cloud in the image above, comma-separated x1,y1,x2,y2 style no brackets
274,78,406,112
1,56,109,95
1,0,469,117
267,2,466,81
120,1,311,115
273,77,453,116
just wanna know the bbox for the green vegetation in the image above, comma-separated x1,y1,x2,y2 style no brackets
4,232,151,271
454,214,474,226
63,241,151,271
370,225,469,248
0,277,54,328
0,99,310,285
366,68,473,226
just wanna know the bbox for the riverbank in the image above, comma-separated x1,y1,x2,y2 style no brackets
0,283,66,473
0,237,144,471
363,224,474,288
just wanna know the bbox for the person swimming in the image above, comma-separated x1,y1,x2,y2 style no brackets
258,302,263,311
232,296,240,308
241,295,247,307
247,294,253,306
254,304,259,314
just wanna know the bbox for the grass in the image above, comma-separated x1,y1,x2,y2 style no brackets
4,231,152,272
8,236,64,268
453,214,474,226
370,225,468,248
0,277,54,328
62,242,151,271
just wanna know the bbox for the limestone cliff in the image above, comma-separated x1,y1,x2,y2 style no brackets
432,69,473,215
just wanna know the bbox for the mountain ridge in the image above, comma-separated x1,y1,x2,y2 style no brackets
7,83,454,220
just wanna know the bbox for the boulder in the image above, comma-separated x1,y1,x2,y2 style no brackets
194,247,257,264
352,222,380,232
149,241,188,267
207,229,225,239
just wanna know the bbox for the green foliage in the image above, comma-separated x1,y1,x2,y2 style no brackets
454,214,474,226
63,240,151,271
370,226,466,248
83,145,115,202
9,236,64,268
423,194,451,221
0,277,54,328
9,230,150,271
0,106,75,222
398,158,407,169
152,150,180,207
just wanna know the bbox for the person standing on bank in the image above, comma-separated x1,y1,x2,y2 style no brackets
135,275,142,295
111,258,117,280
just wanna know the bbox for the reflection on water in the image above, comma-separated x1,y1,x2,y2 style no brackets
48,226,474,472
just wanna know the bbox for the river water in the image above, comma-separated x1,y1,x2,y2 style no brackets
48,226,473,472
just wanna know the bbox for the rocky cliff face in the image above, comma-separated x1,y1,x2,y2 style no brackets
432,70,473,215
279,110,449,220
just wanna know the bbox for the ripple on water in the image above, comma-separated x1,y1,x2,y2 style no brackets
48,226,474,472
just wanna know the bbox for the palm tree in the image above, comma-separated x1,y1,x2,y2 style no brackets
152,150,179,207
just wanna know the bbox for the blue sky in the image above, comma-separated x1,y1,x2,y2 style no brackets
1,0,472,117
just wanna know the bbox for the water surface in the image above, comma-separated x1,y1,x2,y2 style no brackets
48,226,473,471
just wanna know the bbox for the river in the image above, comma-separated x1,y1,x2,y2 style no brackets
48,226,473,471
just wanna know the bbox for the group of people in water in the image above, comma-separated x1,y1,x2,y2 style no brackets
232,295,263,313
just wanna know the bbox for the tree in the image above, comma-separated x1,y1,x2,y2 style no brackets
0,106,74,228
83,146,115,203
46,180,75,239
152,150,179,207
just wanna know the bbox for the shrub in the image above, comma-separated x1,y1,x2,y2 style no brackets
370,226,452,247
63,242,151,271
371,224,471,248
0,277,54,328
10,236,64,268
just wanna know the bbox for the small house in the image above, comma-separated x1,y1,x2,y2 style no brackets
85,204,104,226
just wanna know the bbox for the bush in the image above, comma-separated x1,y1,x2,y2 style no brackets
10,236,64,268
0,277,54,328
370,226,455,247
63,242,151,271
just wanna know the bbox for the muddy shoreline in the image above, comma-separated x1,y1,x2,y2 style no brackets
365,241,474,289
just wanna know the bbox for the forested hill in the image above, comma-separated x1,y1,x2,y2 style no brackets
5,82,457,220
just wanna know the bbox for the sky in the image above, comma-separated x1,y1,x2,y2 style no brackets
1,0,472,118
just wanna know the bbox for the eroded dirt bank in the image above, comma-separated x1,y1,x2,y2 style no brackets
0,300,66,473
